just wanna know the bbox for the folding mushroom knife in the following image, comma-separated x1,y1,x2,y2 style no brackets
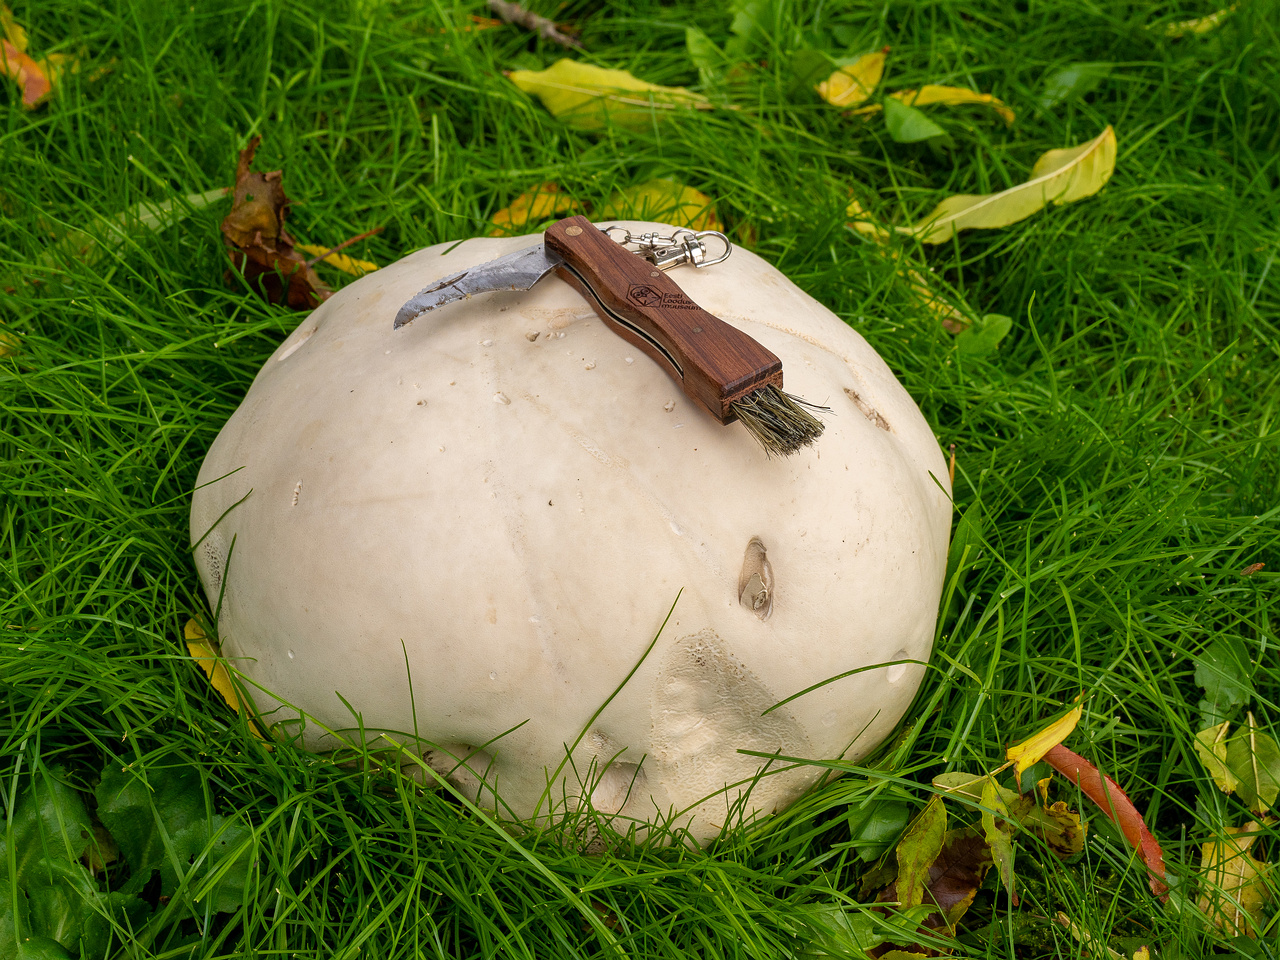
394,215,825,454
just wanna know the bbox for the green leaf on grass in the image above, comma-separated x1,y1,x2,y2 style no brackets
1038,63,1111,108
882,96,949,144
685,27,724,74
895,796,946,909
956,314,1013,356
847,800,912,862
158,815,253,914
0,769,93,886
22,858,100,956
1225,715,1280,816
95,763,207,875
1195,721,1241,794
980,778,1018,905
1195,637,1253,727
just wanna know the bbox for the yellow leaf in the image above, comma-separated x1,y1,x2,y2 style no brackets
486,181,580,236
1006,701,1084,778
1163,4,1238,36
185,618,268,742
296,243,379,276
1,4,27,52
1197,822,1273,937
0,324,17,356
598,178,721,232
1132,948,1150,960
185,619,244,715
508,58,711,132
815,51,886,107
903,126,1117,244
889,85,1015,124
1194,721,1241,794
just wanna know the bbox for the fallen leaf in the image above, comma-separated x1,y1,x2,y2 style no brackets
185,619,245,717
876,827,993,937
895,795,947,910
221,137,330,309
900,125,1116,244
956,313,1013,356
1022,799,1088,858
932,771,987,801
1196,637,1253,727
507,59,711,132
486,181,580,236
1057,912,1123,959
981,777,1018,905
598,178,721,231
1037,63,1111,109
815,50,886,107
1197,822,1272,937
856,85,1014,124
882,97,950,145
1194,721,1241,795
0,5,80,108
296,244,379,276
185,619,267,743
1225,713,1280,816
1044,743,1168,899
892,86,1014,124
1,37,51,106
1006,701,1084,778
1163,4,1238,37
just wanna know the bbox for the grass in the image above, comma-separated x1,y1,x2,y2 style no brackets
2,0,1278,956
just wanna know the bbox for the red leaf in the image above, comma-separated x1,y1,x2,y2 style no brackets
1043,744,1168,899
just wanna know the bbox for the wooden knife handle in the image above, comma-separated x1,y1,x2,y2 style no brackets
544,215,782,424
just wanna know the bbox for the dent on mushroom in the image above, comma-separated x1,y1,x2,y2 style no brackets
738,537,773,620
844,388,891,431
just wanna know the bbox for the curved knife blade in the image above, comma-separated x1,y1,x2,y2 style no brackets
393,243,563,329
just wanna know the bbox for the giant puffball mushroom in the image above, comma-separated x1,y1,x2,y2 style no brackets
190,222,952,842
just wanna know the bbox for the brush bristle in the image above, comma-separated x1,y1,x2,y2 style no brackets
729,384,828,457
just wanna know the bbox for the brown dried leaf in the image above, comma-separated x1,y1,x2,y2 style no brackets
876,827,993,942
220,137,330,309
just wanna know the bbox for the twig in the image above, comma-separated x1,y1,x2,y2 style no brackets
487,0,584,50
303,226,384,269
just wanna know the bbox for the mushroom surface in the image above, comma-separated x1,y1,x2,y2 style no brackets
190,222,951,842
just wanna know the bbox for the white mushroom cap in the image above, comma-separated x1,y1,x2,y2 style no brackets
191,222,952,842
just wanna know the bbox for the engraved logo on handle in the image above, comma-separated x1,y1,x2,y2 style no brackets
627,284,698,310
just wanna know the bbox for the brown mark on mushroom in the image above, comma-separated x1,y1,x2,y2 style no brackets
651,630,812,821
737,537,773,620
843,388,891,432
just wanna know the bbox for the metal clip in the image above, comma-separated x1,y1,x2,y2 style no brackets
601,226,732,271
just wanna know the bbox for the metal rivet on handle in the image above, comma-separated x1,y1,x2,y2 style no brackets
565,225,583,236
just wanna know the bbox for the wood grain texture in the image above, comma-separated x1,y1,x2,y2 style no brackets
545,215,782,423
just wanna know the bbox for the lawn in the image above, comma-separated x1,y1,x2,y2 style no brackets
2,0,1278,957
